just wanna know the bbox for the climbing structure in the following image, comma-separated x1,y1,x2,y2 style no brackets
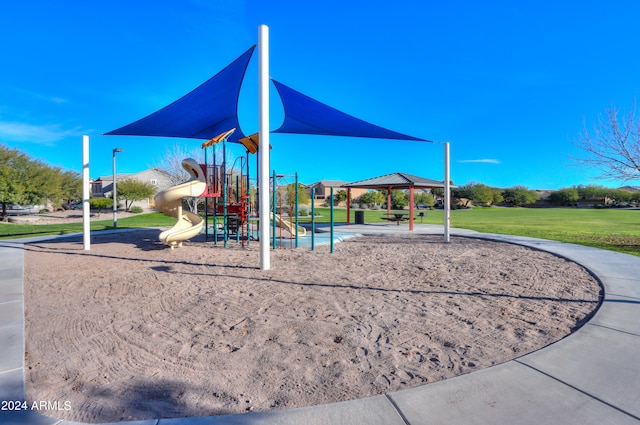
200,129,256,247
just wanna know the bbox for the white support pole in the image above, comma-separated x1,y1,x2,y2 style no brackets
258,24,271,270
444,141,451,243
82,135,90,250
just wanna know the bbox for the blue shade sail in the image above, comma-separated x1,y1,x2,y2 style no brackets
105,46,255,143
271,80,427,142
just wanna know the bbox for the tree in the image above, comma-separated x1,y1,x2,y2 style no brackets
453,183,498,206
431,187,444,198
282,183,310,206
116,179,156,211
90,197,113,214
572,99,640,181
604,188,632,204
0,145,79,219
59,170,82,204
414,191,435,207
334,189,347,205
549,188,579,206
152,143,206,186
573,185,632,205
390,190,408,209
470,183,496,205
575,184,607,200
491,187,504,204
357,190,385,208
502,186,538,206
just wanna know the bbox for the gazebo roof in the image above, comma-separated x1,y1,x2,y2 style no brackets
342,172,445,190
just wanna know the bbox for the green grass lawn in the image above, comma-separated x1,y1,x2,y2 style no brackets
449,207,640,256
0,212,175,240
305,207,640,256
2,208,639,256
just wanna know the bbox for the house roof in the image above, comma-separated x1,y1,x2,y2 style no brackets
342,172,445,189
96,174,133,182
313,180,348,187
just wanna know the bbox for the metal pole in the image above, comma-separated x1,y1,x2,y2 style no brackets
213,144,218,245
258,24,271,270
272,170,277,250
295,172,299,248
112,148,122,229
236,174,240,243
223,138,228,248
444,141,451,243
82,135,90,250
204,146,209,242
346,188,351,225
246,150,251,246
330,187,334,253
409,186,414,231
311,188,315,251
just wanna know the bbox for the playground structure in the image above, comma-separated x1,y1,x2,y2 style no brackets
199,128,253,247
155,128,308,249
152,129,445,254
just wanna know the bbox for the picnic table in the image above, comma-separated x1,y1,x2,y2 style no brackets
381,213,409,225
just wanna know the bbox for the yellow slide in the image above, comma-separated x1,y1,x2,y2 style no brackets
270,212,307,237
154,158,207,248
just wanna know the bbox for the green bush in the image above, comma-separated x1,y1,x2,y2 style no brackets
90,197,113,212
130,206,144,214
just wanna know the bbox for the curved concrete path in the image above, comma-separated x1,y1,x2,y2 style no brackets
1,225,639,424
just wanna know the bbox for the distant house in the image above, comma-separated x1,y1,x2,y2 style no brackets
576,196,612,208
532,190,554,207
91,168,173,209
307,180,367,206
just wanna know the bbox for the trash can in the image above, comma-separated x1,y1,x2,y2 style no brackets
355,210,365,224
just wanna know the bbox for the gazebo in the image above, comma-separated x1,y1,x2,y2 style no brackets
342,172,447,231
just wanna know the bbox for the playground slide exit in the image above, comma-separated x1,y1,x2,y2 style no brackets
271,212,307,237
154,158,207,248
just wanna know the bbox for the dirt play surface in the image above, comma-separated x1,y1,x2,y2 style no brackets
23,230,602,423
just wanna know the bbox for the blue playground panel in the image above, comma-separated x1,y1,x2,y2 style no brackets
203,225,359,249
271,231,359,249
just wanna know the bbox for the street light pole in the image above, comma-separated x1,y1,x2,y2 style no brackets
112,148,122,229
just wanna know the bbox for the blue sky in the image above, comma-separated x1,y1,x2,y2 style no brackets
1,0,639,190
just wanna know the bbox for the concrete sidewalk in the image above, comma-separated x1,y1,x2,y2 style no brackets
1,225,639,424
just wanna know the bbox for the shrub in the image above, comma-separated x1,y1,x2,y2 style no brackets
90,197,113,213
130,206,144,214
502,186,539,206
549,188,579,206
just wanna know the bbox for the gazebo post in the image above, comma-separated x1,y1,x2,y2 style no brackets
387,187,391,218
409,185,414,231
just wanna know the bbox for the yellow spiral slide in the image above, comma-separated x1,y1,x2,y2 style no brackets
154,158,207,248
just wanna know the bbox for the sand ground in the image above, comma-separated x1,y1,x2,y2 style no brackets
23,229,602,423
